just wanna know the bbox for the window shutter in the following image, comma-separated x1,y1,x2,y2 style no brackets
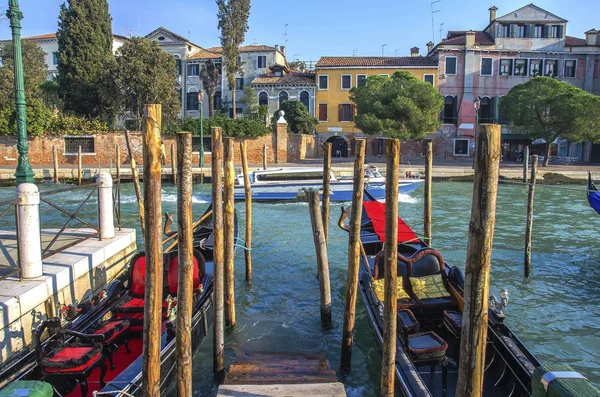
542,25,549,38
350,105,355,122
452,96,458,125
557,25,563,39
509,24,516,38
523,25,528,38
338,104,343,121
529,24,535,38
490,96,497,123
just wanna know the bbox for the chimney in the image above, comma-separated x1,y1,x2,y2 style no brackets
585,29,598,46
465,30,476,48
275,44,279,51
426,41,434,53
489,6,498,23
410,46,419,57
280,45,285,54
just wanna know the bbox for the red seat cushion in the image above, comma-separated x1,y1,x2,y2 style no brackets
90,319,130,343
167,255,202,295
130,255,146,297
42,344,103,373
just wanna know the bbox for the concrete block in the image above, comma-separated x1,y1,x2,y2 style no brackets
0,318,25,365
0,296,21,330
20,301,47,346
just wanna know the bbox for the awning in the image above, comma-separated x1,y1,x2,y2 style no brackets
501,134,531,141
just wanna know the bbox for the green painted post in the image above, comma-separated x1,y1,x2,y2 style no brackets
7,0,34,185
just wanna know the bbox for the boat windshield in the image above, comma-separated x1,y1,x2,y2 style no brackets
256,171,324,182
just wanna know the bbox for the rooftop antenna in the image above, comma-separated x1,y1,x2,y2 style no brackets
284,24,288,47
352,49,358,56
431,0,441,43
382,44,387,56
439,22,444,43
395,48,400,56
292,53,300,61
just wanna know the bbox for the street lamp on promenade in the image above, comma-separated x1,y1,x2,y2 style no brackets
472,97,481,169
198,88,205,168
7,0,34,185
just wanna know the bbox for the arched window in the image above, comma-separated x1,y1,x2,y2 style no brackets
478,97,492,123
299,91,310,110
278,91,289,108
259,92,269,106
443,96,456,124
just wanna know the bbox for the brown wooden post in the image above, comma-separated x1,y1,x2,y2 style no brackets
52,145,59,183
116,145,121,181
340,139,366,371
263,144,267,170
175,131,193,397
240,141,252,282
524,155,538,278
424,140,433,246
456,124,501,397
171,143,176,185
211,127,225,376
322,142,332,242
141,104,163,397
381,139,400,397
77,145,82,185
125,130,146,243
523,146,529,184
306,188,332,328
224,138,236,328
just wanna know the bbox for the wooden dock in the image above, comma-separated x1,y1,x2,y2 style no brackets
217,352,346,397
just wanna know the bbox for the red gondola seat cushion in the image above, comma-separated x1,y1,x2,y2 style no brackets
167,254,204,295
89,319,130,343
129,254,147,297
41,344,103,373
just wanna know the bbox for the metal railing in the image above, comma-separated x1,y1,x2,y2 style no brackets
0,197,20,281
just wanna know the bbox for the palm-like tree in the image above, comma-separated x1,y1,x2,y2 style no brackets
200,60,220,117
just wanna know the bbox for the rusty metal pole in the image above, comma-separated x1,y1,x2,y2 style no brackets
381,139,400,397
223,137,236,328
322,142,332,242
141,104,163,397
524,155,538,278
212,127,225,377
240,141,252,282
456,124,501,397
340,139,366,371
175,131,193,397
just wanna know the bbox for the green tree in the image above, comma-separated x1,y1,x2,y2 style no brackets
274,100,318,134
288,60,306,71
216,0,250,119
111,37,180,130
239,86,258,118
500,77,600,166
0,98,53,137
350,71,444,139
0,40,47,110
200,59,220,117
39,80,62,110
57,0,113,118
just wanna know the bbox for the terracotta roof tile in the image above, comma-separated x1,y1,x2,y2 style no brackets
440,31,494,46
565,36,589,46
315,56,438,68
207,45,278,53
251,69,315,86
189,48,222,60
22,33,56,40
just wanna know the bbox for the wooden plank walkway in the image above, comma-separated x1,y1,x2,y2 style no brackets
217,352,346,397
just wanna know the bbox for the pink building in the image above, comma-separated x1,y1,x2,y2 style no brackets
429,4,600,162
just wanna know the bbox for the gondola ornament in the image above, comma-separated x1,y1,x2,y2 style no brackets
489,288,509,317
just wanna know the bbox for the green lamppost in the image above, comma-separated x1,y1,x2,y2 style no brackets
7,0,34,185
197,88,205,168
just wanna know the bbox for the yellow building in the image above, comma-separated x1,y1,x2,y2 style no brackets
314,54,438,155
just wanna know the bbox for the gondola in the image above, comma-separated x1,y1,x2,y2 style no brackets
338,192,542,396
587,172,600,216
0,204,231,397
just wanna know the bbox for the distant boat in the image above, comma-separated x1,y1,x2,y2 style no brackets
587,172,600,215
233,166,423,201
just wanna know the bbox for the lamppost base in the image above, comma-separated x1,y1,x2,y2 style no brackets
15,165,35,185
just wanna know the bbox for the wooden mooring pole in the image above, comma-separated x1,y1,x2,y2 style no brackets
171,143,176,185
263,144,267,170
322,142,332,242
116,145,121,181
340,139,366,371
52,146,59,183
224,138,236,328
424,140,433,246
175,131,193,397
381,139,400,397
77,145,82,185
212,127,225,377
524,154,538,278
141,104,163,397
456,124,501,397
125,130,146,243
240,141,252,282
523,146,529,184
305,188,332,328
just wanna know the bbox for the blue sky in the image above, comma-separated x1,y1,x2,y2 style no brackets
1,0,598,61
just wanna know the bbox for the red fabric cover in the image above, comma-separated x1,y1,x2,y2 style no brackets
130,255,146,297
44,348,101,373
364,200,419,243
92,320,129,343
167,255,202,295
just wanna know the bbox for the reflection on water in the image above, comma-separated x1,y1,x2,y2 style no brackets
1,180,598,395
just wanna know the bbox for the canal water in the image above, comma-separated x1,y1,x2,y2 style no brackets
1,180,598,395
